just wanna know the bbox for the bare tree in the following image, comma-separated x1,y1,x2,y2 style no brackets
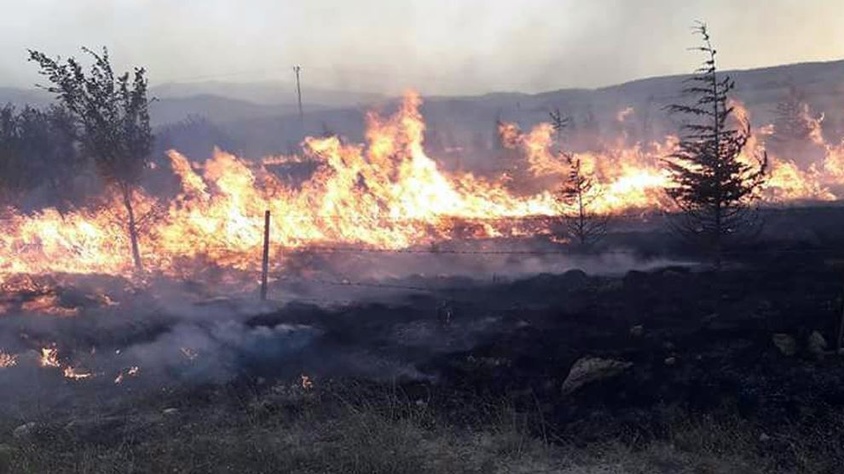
549,107,572,146
557,153,608,248
664,23,767,269
29,47,153,271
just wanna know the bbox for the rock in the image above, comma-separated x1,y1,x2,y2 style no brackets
12,422,37,440
664,356,677,366
808,331,828,357
162,408,179,416
759,433,771,442
772,334,797,357
663,341,676,351
561,356,632,395
629,325,644,337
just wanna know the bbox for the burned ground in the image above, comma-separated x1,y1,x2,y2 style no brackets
2,209,844,472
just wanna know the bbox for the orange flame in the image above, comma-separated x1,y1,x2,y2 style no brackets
39,347,60,368
63,366,94,380
0,351,17,368
0,92,842,283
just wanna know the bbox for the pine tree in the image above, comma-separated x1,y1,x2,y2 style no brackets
557,153,608,248
664,23,767,268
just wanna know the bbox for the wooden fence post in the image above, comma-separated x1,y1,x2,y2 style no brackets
260,210,270,301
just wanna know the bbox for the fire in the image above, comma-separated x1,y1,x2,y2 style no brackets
39,347,60,368
63,366,94,380
20,294,79,317
0,351,17,368
37,345,96,380
0,91,843,283
114,366,140,384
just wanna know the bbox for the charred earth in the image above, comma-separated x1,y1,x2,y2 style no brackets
2,211,844,473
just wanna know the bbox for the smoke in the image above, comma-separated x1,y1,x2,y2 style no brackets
3,1,842,94
0,243,689,410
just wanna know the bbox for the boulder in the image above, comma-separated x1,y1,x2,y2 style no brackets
629,325,644,337
807,331,828,358
12,422,37,440
561,356,632,395
772,334,797,357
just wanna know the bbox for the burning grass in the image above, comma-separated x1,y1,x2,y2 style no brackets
2,92,844,282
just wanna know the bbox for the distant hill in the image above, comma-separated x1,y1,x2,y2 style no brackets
148,94,301,127
150,80,385,108
3,59,844,162
208,59,844,161
0,87,53,108
0,81,382,127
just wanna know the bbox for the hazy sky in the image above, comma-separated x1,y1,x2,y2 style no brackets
1,0,842,94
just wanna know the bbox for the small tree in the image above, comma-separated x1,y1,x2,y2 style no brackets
0,104,82,207
772,85,815,144
29,47,153,271
549,107,572,146
769,84,825,165
664,23,767,268
557,153,608,248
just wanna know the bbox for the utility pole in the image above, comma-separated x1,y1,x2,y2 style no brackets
293,65,303,128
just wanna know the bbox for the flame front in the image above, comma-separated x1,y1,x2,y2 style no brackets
1,92,843,281
39,347,60,368
0,351,16,368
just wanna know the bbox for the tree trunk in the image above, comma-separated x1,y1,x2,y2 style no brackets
577,188,586,247
713,205,722,270
121,184,143,272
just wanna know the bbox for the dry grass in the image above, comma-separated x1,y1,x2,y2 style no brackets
2,382,842,473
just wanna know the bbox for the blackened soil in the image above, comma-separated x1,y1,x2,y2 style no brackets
249,251,844,442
